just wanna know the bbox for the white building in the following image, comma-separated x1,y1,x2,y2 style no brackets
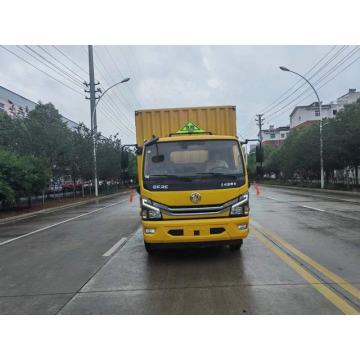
290,102,338,129
337,88,360,109
0,85,79,130
289,89,360,129
261,125,290,147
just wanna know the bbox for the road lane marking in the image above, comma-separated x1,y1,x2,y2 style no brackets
251,227,359,315
102,237,128,257
299,205,326,212
251,219,360,301
0,200,127,247
261,195,337,214
263,196,282,201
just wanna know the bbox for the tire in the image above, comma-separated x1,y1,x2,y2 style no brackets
229,240,243,251
144,242,155,254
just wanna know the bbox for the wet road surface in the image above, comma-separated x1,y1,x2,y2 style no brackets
0,186,359,314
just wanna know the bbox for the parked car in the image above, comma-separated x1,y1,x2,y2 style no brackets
48,183,63,192
63,180,82,191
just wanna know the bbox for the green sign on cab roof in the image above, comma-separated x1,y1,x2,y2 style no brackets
176,121,206,134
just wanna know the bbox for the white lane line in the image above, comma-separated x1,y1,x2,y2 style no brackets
102,237,128,257
300,205,326,212
0,200,127,247
263,196,282,201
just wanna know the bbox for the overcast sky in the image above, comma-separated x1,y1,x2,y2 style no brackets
1,45,359,144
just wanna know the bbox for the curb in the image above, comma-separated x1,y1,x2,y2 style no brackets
259,183,360,197
0,191,129,225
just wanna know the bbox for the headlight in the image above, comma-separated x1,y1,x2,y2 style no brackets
230,192,249,216
141,197,162,220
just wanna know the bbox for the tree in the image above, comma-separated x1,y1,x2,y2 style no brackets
23,103,73,177
328,100,360,183
67,123,93,183
0,111,28,154
0,150,50,206
263,146,280,177
97,134,123,181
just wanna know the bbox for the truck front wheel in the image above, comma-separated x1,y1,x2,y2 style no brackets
144,242,155,254
229,240,243,251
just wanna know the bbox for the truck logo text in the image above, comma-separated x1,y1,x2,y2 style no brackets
152,184,169,190
221,182,237,187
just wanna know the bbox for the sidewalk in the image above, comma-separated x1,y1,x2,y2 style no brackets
0,190,129,225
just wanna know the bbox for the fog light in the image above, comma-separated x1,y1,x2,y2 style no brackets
237,224,248,230
144,228,156,234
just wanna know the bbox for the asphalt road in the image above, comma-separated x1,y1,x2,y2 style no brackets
0,186,359,314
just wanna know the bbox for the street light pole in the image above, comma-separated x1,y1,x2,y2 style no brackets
279,66,324,189
91,77,131,197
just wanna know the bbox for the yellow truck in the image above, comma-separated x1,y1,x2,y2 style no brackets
134,105,249,253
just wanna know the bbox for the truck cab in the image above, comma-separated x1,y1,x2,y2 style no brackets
135,106,249,252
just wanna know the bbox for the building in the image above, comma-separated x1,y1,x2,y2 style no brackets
261,125,290,147
337,88,360,109
0,85,79,130
289,89,360,129
289,102,338,129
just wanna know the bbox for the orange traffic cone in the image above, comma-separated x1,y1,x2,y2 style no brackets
254,181,260,196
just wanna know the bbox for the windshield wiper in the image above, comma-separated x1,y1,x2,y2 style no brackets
194,172,242,180
147,174,193,181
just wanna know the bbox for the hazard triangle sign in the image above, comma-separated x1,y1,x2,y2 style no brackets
176,121,206,134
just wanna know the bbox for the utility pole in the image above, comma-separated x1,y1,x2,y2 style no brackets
84,45,101,197
255,114,265,176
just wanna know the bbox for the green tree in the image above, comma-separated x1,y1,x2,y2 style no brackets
97,134,123,181
23,103,73,177
0,111,28,154
0,149,50,206
67,123,93,184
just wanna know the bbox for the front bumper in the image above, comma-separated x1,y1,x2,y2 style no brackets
142,216,249,244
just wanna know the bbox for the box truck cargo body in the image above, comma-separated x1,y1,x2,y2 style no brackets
135,105,249,252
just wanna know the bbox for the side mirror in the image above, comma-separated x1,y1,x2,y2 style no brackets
121,150,129,170
256,146,264,163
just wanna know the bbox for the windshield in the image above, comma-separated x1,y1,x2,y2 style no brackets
143,139,245,191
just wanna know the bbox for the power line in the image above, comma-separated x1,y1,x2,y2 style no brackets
104,46,143,108
97,104,134,138
240,47,359,134
242,46,346,134
0,45,84,96
100,97,135,135
307,46,360,89
84,46,136,136
260,45,338,114
25,45,84,87
93,48,137,112
52,45,89,77
38,45,85,83
263,46,348,116
265,46,360,121
265,53,360,123
24,45,84,87
17,45,83,89
91,49,137,133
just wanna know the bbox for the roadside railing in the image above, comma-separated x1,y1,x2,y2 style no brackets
0,183,132,212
